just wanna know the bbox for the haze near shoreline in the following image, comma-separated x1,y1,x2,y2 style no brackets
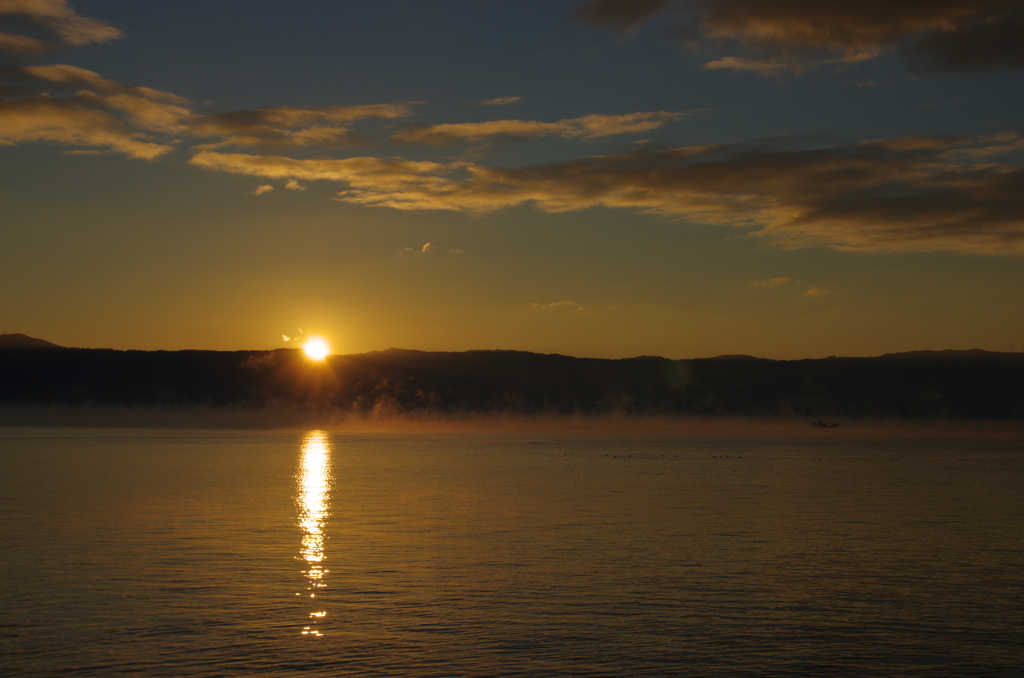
3,335,1024,429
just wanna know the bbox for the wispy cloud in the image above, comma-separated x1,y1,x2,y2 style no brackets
391,111,684,145
399,242,464,256
478,96,522,106
0,48,411,157
4,2,1023,258
0,0,122,56
0,94,173,158
4,65,187,103
573,0,1024,75
189,131,1024,255
749,277,791,288
751,277,828,296
191,103,412,148
530,300,584,311
254,184,274,195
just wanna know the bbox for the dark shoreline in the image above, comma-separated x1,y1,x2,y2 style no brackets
4,346,1024,421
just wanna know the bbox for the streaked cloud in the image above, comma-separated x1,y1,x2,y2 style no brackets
399,242,464,256
391,111,684,145
189,151,452,191
1,64,193,133
479,96,522,106
530,300,584,310
750,277,791,288
0,0,122,56
4,2,1020,258
190,131,1024,255
751,277,828,296
0,61,408,156
5,65,187,103
703,56,793,75
573,0,1024,74
254,184,274,195
0,94,172,158
190,103,412,148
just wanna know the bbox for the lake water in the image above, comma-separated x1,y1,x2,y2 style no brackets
1,426,1022,676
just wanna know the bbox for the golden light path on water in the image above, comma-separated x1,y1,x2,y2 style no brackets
297,430,332,637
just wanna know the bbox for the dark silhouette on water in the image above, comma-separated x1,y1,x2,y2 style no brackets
2,337,1024,419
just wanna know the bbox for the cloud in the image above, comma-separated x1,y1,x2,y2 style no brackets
4,65,187,103
284,179,305,191
750,277,791,288
189,150,453,192
0,0,122,55
399,242,464,255
190,103,412,148
190,130,1024,255
478,96,522,106
703,56,793,74
572,0,1024,74
0,93,172,158
903,11,1024,74
391,111,684,145
1,62,413,153
254,184,274,195
530,300,583,310
751,277,828,295
572,0,672,33
0,2,413,156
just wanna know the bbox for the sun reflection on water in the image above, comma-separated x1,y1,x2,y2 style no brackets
297,430,332,636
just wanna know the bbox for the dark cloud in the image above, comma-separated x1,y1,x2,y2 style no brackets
573,0,1024,74
571,0,672,33
904,11,1024,73
190,132,1024,255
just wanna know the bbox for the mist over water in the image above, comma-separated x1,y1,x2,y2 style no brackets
1,427,1021,676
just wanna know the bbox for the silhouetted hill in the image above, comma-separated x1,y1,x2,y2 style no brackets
2,345,1023,419
0,333,64,349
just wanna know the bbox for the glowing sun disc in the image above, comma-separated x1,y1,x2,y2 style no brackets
303,338,331,361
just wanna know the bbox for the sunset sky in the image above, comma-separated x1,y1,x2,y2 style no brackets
3,0,1024,359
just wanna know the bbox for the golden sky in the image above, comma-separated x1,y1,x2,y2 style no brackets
2,0,1023,358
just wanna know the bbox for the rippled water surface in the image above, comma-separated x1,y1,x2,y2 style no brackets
1,427,1022,676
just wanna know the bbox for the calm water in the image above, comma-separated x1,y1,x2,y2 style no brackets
1,427,1022,676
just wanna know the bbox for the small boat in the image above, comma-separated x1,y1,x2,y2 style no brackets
810,420,840,428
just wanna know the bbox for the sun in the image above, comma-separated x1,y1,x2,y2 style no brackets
302,337,331,361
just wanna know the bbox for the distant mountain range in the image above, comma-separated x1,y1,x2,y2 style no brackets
0,333,64,349
2,336,1023,419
